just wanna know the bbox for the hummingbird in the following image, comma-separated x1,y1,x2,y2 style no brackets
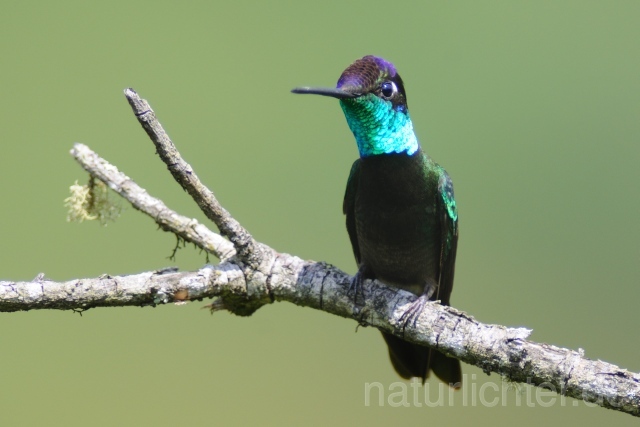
292,55,461,386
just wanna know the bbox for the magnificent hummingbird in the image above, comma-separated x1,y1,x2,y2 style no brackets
292,55,462,387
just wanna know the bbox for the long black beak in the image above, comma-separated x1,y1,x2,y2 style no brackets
291,87,357,99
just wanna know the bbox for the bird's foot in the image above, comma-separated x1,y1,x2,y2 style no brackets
348,269,366,309
398,281,437,335
398,295,428,333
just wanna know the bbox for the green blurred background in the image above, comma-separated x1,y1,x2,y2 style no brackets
1,1,639,425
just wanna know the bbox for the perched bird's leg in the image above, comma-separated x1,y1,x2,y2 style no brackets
398,280,437,335
348,264,373,310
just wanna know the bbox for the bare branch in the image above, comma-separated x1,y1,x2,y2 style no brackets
5,87,637,417
123,88,264,269
0,267,237,311
2,257,639,416
70,143,235,262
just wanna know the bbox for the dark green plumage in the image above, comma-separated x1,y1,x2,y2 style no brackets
344,151,460,385
293,55,461,387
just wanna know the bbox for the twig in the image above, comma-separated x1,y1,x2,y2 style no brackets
124,88,264,269
69,143,236,262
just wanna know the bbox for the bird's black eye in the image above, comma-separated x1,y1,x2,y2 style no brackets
380,81,397,99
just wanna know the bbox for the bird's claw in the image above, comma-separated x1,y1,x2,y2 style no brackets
348,271,365,308
398,295,429,334
398,281,438,333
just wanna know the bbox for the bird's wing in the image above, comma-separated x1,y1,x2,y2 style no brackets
343,159,362,264
436,170,459,306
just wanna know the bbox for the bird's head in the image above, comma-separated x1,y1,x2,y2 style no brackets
293,55,418,158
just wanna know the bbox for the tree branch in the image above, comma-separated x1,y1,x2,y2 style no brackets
124,88,264,269
1,89,637,417
69,143,236,262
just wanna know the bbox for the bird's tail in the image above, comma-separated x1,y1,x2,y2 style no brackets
381,331,461,387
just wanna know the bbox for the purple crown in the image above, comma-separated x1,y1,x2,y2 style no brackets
337,56,397,91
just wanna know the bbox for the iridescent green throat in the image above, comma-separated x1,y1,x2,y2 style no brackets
339,94,419,158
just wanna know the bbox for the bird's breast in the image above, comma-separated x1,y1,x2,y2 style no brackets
354,153,441,294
